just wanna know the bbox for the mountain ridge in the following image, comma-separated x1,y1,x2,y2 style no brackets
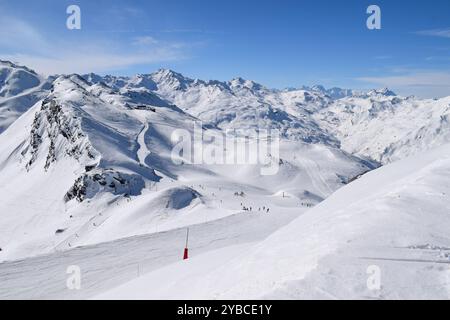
2,60,450,165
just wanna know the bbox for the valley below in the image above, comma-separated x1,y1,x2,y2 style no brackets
1,60,449,299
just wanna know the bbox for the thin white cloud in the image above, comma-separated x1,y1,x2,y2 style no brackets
425,56,450,61
0,16,49,54
358,72,450,87
373,55,392,60
416,28,450,38
4,49,186,75
132,36,159,46
0,15,190,75
357,70,450,98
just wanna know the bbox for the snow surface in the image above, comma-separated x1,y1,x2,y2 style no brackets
98,143,450,300
317,94,450,164
0,61,449,299
0,66,369,264
85,68,450,163
0,61,50,133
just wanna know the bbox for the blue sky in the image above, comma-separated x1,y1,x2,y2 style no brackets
0,0,449,97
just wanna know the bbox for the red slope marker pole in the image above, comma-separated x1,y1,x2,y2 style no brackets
183,228,189,260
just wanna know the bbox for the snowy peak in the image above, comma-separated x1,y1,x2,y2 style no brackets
127,74,157,91
311,84,326,92
317,93,450,164
0,60,39,76
15,74,169,202
327,87,360,99
228,77,266,92
83,73,107,86
0,60,42,98
24,98,99,171
0,60,50,133
299,85,359,99
150,68,193,91
298,85,397,99
152,68,184,80
1,62,448,168
367,87,397,97
2,59,450,293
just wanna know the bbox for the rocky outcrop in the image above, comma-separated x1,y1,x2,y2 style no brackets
64,169,145,202
24,99,98,170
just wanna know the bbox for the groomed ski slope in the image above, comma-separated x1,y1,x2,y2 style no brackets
0,205,303,299
0,74,368,262
98,143,450,300
1,62,450,300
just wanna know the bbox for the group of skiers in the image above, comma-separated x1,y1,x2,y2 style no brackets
241,203,270,213
300,202,314,208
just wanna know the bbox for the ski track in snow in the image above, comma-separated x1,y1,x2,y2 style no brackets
298,158,333,198
136,121,151,166
0,208,302,299
1,63,450,299
55,197,128,251
96,145,450,300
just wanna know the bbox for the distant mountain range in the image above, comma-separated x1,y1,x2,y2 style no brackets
0,60,450,300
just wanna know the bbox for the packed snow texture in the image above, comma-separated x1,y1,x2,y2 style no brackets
98,143,450,300
0,61,449,299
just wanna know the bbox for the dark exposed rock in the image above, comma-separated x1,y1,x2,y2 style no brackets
65,169,145,203
347,170,371,184
85,165,96,172
44,140,56,170
25,99,98,170
64,176,87,202
135,105,156,112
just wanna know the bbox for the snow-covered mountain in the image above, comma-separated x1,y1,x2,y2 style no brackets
84,69,337,145
318,94,450,164
3,63,449,166
0,61,51,133
299,84,360,99
0,61,450,299
0,65,371,263
83,69,450,164
98,142,450,300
